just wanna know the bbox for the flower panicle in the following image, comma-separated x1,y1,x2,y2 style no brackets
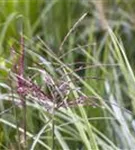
12,36,98,112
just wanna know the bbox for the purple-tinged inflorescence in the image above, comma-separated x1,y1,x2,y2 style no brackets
12,36,98,113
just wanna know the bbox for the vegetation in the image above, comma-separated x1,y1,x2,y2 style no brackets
0,0,135,149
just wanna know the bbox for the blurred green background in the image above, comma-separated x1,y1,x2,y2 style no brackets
1,0,135,150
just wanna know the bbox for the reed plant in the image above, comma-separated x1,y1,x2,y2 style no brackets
1,0,135,150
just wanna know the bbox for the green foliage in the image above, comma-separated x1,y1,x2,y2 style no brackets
1,0,135,150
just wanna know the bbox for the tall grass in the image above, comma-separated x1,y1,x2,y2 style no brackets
1,0,135,150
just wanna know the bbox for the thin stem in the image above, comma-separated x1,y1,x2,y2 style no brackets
9,73,21,150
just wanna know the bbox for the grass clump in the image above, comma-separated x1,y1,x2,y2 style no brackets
1,0,135,150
